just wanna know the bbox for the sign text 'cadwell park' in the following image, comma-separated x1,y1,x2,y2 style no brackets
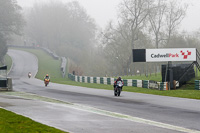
146,48,196,62
133,48,197,62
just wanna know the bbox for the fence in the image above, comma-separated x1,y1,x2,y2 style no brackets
195,80,200,90
68,73,169,90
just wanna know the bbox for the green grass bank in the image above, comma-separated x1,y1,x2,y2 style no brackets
0,108,66,133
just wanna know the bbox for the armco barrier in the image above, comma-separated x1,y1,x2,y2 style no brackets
137,80,143,88
97,77,100,84
195,80,200,90
87,77,90,83
132,80,137,87
149,80,159,89
68,73,169,90
80,76,82,82
123,80,128,86
90,77,94,83
93,77,97,83
158,82,169,90
103,77,107,84
100,77,103,84
112,78,116,85
41,47,59,60
85,76,88,83
41,47,67,78
61,57,67,78
82,76,85,83
127,79,132,86
142,80,149,89
107,78,111,85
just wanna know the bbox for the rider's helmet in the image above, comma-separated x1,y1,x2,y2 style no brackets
118,77,121,80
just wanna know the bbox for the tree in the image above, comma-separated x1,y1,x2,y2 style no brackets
25,1,98,75
26,1,96,50
102,21,153,75
117,0,152,49
0,0,24,62
0,0,24,36
148,0,167,48
148,0,187,48
167,32,200,49
165,0,187,46
102,0,152,75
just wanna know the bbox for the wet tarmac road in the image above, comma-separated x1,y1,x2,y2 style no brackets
1,49,200,133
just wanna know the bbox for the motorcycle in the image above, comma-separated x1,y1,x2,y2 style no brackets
114,81,123,96
44,78,50,87
28,73,31,78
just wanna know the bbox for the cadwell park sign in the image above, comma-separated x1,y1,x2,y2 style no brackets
133,48,197,62
132,48,198,90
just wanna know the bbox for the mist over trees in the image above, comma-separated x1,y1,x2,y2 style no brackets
101,0,200,76
24,1,106,76
7,0,200,76
102,0,154,75
0,0,24,63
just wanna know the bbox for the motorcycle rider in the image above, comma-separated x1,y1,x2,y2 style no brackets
44,74,50,81
114,77,124,90
28,72,31,78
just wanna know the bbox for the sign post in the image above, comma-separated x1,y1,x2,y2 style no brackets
133,48,197,89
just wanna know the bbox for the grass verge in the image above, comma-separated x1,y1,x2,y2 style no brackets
12,48,200,100
120,73,162,82
0,108,66,133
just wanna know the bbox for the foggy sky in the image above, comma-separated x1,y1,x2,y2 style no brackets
17,0,200,32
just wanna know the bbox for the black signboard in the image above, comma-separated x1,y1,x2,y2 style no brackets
132,49,146,62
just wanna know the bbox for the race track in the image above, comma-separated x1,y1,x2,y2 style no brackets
2,49,200,133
